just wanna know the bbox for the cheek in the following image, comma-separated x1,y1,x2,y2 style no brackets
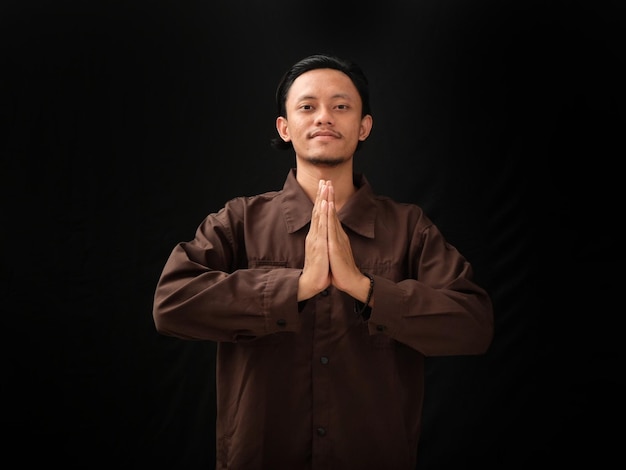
289,123,307,139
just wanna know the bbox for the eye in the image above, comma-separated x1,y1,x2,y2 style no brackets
336,104,349,110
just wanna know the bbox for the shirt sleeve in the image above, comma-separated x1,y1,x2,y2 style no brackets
367,223,494,356
152,203,303,342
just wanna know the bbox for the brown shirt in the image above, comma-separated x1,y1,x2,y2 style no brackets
153,168,493,469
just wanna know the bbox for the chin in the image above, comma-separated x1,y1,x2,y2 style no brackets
306,155,349,167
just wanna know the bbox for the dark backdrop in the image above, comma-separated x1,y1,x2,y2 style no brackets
3,1,624,468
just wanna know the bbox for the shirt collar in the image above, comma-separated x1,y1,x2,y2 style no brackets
280,168,377,239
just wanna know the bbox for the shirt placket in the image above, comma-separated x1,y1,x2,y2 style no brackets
311,286,332,468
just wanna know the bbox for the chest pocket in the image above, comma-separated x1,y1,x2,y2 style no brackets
248,259,288,269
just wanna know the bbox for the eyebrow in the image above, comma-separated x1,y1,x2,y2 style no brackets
296,93,353,101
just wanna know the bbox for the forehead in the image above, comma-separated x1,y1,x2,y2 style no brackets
287,68,360,103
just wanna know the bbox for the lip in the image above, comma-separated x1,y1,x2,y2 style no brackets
310,130,340,139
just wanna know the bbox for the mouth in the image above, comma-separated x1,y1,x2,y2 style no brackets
310,130,341,139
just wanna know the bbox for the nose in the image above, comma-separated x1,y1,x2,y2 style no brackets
315,106,333,125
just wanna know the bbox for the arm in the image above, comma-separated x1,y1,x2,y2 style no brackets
368,223,494,356
152,204,303,342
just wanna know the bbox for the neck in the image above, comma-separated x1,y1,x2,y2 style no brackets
295,160,356,211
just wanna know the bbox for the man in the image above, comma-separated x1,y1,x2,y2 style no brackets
153,53,493,469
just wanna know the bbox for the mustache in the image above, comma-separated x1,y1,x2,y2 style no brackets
309,129,342,138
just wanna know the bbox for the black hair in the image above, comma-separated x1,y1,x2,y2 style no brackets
270,54,372,151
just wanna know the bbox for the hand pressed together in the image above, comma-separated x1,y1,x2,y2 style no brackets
298,180,374,306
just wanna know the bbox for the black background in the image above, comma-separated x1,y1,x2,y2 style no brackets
3,1,625,468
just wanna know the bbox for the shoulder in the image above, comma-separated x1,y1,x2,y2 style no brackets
374,194,429,220
369,196,437,242
215,190,282,220
224,190,281,206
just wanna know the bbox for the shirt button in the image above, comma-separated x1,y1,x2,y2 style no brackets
320,356,329,365
316,427,327,436
321,289,329,296
376,324,385,332
276,319,286,327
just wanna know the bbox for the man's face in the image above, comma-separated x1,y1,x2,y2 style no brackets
276,68,372,166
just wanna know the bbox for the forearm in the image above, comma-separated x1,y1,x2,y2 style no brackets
153,254,303,341
366,275,493,356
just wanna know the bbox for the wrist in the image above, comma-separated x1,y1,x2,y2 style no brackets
361,273,374,306
355,272,374,318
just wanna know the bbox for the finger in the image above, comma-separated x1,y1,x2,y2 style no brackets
312,180,322,213
327,200,337,237
316,179,324,200
320,199,329,232
326,180,334,204
326,183,341,240
325,180,335,227
311,180,327,233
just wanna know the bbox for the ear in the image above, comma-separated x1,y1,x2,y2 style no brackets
358,114,373,141
276,116,291,142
